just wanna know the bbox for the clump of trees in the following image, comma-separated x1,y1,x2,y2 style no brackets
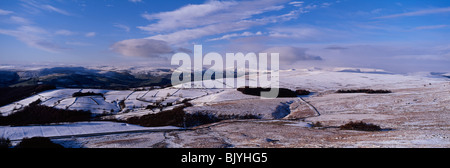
309,121,323,128
0,99,92,126
336,89,392,94
118,99,126,110
237,87,309,98
0,137,11,148
125,102,260,128
295,89,310,95
15,137,64,148
184,112,260,128
126,103,191,127
72,91,104,97
339,121,382,131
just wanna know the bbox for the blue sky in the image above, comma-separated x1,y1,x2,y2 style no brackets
0,0,449,72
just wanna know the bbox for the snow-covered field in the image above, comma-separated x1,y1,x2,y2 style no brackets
0,121,180,141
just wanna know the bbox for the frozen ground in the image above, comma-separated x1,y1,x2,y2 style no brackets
1,68,449,148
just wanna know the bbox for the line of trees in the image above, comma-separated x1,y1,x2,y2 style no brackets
237,87,310,98
336,89,392,94
72,91,104,97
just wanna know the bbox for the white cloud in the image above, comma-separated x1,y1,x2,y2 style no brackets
10,16,32,25
321,2,332,8
114,24,130,32
65,41,92,46
268,26,340,41
85,32,96,37
261,46,322,65
393,54,450,61
41,4,71,16
129,0,143,3
111,39,174,57
19,26,48,34
371,8,383,14
264,25,352,44
269,27,321,38
289,1,304,7
375,7,450,19
20,1,71,16
414,25,448,30
55,29,76,36
304,4,317,9
207,31,263,41
0,9,14,15
0,26,65,53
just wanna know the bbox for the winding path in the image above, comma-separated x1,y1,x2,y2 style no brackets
298,97,321,116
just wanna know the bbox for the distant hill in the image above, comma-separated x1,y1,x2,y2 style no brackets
0,71,20,87
0,85,56,107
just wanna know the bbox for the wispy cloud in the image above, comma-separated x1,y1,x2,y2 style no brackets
0,26,65,53
393,54,450,61
269,27,321,38
10,16,32,25
41,4,71,16
321,2,332,8
55,29,76,36
129,0,143,3
114,24,130,32
0,2,78,53
375,7,450,19
20,0,72,16
55,30,97,37
414,25,448,30
267,25,348,42
85,32,96,37
207,31,262,41
289,1,304,7
0,9,14,15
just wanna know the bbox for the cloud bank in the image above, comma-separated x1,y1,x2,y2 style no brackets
111,39,174,57
375,7,450,19
261,46,322,65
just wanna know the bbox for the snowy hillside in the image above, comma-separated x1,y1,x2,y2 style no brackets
1,67,449,147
